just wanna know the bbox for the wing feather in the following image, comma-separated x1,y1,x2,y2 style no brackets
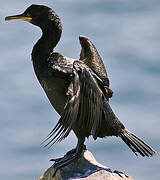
73,61,104,139
43,60,106,147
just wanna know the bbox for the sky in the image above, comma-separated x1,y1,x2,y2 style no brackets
0,0,160,180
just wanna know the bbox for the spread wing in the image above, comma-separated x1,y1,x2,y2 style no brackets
43,60,105,147
79,35,113,99
79,35,109,87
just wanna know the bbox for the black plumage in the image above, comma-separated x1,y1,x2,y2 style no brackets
79,35,113,99
5,4,155,170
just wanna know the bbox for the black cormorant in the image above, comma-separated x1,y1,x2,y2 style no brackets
5,4,155,174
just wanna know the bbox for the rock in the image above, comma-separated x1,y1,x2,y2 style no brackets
38,150,133,180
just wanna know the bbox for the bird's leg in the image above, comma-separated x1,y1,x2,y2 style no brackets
50,138,86,161
75,137,86,154
51,137,85,177
66,144,86,155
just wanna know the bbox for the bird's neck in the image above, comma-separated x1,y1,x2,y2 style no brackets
32,22,62,77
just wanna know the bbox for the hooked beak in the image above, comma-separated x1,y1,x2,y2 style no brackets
5,14,32,22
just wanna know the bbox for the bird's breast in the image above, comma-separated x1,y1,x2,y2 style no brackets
40,77,68,116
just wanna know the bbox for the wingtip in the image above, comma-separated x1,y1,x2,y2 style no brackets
79,35,89,41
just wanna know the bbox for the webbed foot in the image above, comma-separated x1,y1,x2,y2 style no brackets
52,152,81,177
114,170,129,178
50,145,86,177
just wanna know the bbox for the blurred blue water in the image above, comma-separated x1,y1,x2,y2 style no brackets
0,0,159,180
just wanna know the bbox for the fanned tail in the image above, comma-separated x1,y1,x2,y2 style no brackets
120,130,156,157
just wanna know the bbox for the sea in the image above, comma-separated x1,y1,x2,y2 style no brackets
0,0,159,180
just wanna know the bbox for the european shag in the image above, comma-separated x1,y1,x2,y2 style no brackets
5,4,155,174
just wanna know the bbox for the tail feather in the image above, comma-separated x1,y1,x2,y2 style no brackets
120,130,156,157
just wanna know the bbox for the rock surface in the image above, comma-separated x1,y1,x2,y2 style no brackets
38,150,133,180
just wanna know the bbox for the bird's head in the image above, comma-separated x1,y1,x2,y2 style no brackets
5,4,61,29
